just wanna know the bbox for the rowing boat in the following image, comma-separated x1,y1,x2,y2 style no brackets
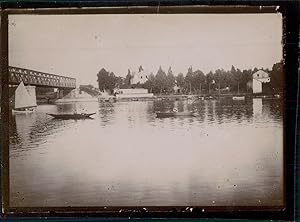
47,112,96,119
156,112,196,118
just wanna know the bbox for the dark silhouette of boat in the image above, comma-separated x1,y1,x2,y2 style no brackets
156,111,196,118
47,112,96,119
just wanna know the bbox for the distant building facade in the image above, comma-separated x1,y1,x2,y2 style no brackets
248,70,271,94
130,66,149,85
173,84,181,94
114,88,154,99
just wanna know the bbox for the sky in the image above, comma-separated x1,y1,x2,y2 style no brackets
9,13,283,86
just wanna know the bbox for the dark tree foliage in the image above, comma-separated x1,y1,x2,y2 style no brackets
115,76,124,88
184,66,194,93
166,67,176,93
97,68,117,94
175,73,185,89
183,67,206,94
97,62,283,95
143,73,155,93
155,66,168,93
123,69,132,88
269,61,284,92
206,71,215,94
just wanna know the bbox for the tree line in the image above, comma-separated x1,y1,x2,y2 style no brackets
97,62,283,95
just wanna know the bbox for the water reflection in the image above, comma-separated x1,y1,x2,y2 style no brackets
9,98,283,207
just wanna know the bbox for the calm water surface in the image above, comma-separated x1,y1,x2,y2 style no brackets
9,98,283,207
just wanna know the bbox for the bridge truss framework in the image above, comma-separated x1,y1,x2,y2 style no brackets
8,66,76,89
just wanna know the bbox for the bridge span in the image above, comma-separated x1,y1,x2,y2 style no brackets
9,66,76,89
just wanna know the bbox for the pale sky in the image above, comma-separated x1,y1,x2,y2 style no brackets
9,13,282,86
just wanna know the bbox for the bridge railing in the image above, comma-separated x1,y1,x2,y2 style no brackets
9,66,76,89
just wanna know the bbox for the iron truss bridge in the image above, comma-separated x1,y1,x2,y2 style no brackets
8,66,76,89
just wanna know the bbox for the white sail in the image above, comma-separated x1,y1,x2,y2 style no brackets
26,85,37,107
14,82,37,109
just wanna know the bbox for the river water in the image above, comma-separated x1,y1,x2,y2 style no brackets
9,98,283,207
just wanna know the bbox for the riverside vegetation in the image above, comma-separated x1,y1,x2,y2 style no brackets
96,62,283,95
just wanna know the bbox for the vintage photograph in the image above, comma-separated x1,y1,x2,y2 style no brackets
8,12,284,207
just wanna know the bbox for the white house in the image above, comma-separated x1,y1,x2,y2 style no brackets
250,70,271,94
130,66,149,85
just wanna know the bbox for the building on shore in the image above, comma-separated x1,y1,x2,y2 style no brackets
114,88,154,100
173,83,182,94
247,70,271,94
129,66,149,85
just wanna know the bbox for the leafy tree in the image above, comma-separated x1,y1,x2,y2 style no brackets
214,69,222,93
143,73,155,93
235,68,243,93
242,69,253,92
185,66,194,93
206,71,215,94
175,73,185,89
229,65,243,93
123,69,132,88
155,66,168,93
270,61,284,92
97,68,117,94
166,66,175,93
193,70,205,93
115,76,124,88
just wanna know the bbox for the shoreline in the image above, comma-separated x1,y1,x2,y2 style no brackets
41,93,282,104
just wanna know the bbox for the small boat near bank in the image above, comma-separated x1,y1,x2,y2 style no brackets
12,108,35,114
47,112,96,119
232,96,245,100
156,111,196,118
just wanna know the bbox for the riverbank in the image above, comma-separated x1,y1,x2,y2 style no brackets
114,93,281,102
36,92,281,104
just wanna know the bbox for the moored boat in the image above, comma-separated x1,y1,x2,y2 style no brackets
156,111,196,118
12,108,35,114
232,96,245,100
47,112,96,119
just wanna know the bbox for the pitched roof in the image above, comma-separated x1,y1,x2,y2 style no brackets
253,70,270,79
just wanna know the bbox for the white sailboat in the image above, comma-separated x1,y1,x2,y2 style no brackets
12,81,37,114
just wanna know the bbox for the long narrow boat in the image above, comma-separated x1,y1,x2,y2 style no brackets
12,108,35,114
47,112,96,119
156,112,196,118
232,96,245,100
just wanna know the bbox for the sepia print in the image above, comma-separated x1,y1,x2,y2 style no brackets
5,8,286,211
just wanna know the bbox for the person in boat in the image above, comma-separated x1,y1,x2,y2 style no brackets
18,107,34,111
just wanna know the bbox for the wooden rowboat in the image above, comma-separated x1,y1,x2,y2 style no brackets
12,108,35,114
47,112,96,119
156,112,196,118
232,96,245,100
